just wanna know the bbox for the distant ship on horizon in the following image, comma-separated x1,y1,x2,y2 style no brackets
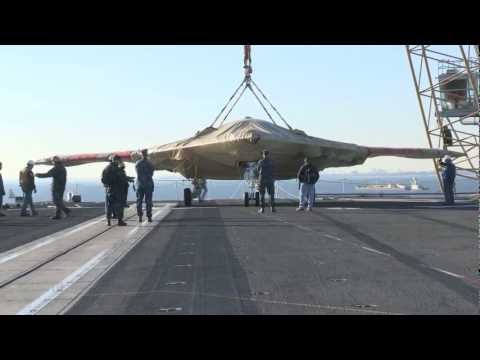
355,177,429,191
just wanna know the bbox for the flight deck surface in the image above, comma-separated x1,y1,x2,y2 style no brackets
0,199,477,315
0,204,105,254
69,199,478,315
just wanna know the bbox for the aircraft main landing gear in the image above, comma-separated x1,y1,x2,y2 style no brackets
184,188,192,207
244,191,260,207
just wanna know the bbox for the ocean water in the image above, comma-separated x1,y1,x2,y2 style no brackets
2,173,478,203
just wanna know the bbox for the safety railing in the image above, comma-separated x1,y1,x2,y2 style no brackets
153,177,478,202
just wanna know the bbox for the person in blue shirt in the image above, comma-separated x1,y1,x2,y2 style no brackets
135,149,155,222
296,157,320,212
439,156,456,205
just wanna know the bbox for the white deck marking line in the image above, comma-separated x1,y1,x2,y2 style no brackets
263,212,392,259
296,225,312,232
321,233,346,242
173,207,219,210
361,247,391,257
0,237,57,265
430,267,465,279
56,204,175,315
415,205,476,209
269,215,317,234
325,208,362,210
0,217,104,265
127,207,166,237
83,288,404,315
166,281,187,286
16,250,108,315
63,219,103,237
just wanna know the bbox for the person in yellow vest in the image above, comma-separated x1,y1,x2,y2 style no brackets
19,160,38,216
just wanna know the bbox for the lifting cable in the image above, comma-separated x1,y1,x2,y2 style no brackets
250,79,292,130
209,78,246,128
210,45,294,130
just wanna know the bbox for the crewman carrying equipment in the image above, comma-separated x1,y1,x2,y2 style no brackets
36,156,71,220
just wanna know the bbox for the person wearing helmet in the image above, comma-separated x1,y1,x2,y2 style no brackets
135,149,155,223
36,156,71,219
19,160,38,216
102,154,127,226
0,161,5,216
439,156,456,205
255,149,276,214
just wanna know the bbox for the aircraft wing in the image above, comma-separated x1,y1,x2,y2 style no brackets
34,147,179,172
293,143,463,175
35,150,141,167
366,147,464,159
33,119,466,180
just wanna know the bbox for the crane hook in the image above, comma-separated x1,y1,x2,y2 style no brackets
243,45,252,80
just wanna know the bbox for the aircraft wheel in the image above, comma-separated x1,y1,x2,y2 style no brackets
255,192,260,207
184,188,192,207
244,192,249,207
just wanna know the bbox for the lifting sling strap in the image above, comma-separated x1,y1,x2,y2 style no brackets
210,45,293,131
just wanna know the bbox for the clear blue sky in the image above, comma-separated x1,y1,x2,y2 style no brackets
0,45,456,180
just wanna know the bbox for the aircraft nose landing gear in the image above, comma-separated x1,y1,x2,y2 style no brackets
184,177,207,207
241,161,260,207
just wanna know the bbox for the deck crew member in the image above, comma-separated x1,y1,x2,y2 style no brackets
36,156,70,220
0,161,5,216
256,150,276,214
192,178,208,202
439,156,456,205
119,161,135,209
135,149,155,223
102,155,127,226
296,157,319,212
199,178,208,202
19,160,38,217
